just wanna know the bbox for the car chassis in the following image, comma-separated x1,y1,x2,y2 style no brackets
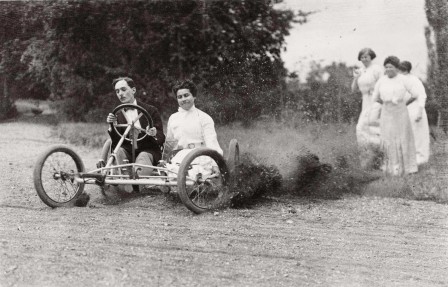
33,104,239,214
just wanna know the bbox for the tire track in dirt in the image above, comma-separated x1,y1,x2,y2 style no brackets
1,121,448,286
1,204,447,285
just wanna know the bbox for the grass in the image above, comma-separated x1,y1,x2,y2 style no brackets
51,117,448,204
51,122,109,148
363,133,448,203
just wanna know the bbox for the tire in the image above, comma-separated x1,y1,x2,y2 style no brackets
226,139,240,176
177,148,230,214
33,145,85,208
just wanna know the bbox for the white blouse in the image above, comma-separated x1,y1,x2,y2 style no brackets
166,105,223,155
372,74,420,105
357,64,383,96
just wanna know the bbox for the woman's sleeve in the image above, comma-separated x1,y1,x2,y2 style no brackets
414,78,427,108
164,116,178,152
373,65,383,82
404,76,421,101
372,78,381,103
202,114,223,156
166,117,174,141
351,76,359,92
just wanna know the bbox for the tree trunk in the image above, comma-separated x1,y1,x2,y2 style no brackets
0,76,15,120
425,0,448,111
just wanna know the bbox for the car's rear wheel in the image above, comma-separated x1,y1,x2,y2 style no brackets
177,148,231,214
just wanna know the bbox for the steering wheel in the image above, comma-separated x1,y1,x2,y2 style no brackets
111,104,153,142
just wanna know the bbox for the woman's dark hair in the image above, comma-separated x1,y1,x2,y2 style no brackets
383,56,400,68
172,80,197,97
112,77,136,89
398,61,412,72
358,48,376,61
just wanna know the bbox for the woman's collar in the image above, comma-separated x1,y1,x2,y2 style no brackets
178,105,196,113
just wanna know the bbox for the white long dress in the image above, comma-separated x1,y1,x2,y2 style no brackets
356,63,383,146
403,74,430,165
372,74,420,176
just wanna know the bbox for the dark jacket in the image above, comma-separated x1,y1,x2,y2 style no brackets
108,101,165,163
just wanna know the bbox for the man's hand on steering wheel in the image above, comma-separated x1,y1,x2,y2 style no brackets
108,104,154,142
146,126,157,137
106,113,117,125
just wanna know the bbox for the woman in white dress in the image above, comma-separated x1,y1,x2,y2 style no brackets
165,80,222,176
351,48,383,169
398,61,430,165
372,56,421,176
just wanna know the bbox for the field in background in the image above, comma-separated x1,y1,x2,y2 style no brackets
14,99,55,115
48,116,448,203
10,99,448,203
3,104,448,287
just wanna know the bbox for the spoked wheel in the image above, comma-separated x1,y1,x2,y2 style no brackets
226,139,240,176
33,145,85,208
177,148,231,214
111,104,153,143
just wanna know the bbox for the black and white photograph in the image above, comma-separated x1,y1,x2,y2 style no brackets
1,0,447,285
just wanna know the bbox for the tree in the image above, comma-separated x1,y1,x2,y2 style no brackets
0,2,37,119
425,0,448,113
290,61,360,123
0,0,299,122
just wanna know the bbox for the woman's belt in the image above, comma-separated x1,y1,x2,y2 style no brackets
178,142,205,149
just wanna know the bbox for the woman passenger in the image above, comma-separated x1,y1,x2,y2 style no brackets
165,80,222,175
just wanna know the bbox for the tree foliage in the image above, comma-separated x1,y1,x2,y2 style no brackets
0,0,297,122
286,61,361,123
425,0,448,111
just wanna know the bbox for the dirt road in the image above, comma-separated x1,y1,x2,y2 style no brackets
1,121,447,286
